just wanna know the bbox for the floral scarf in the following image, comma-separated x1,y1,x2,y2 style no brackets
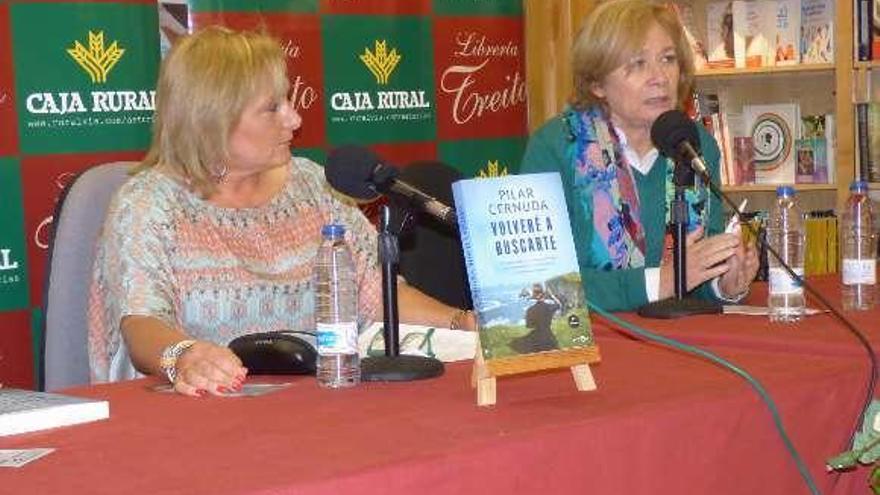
565,106,709,271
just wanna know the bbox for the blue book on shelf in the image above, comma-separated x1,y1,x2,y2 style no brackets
452,172,593,361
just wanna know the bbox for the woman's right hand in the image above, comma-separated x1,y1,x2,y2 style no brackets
659,226,740,298
172,341,248,397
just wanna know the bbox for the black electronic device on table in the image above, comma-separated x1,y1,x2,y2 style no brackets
228,331,317,375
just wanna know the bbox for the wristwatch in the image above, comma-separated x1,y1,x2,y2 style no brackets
159,339,197,384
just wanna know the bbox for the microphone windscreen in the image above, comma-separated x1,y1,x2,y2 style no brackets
398,161,462,205
325,145,387,200
650,110,700,159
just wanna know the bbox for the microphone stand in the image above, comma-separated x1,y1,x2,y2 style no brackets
638,164,722,318
360,204,445,381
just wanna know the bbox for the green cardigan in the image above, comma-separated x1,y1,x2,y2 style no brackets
519,115,724,312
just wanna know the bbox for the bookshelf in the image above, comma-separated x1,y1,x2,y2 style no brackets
695,63,834,77
524,0,857,215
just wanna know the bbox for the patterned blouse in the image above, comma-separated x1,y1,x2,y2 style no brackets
87,157,382,383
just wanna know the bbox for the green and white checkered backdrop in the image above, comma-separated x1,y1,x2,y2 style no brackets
0,0,527,388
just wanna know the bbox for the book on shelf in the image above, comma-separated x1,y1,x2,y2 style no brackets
731,0,749,68
451,172,593,361
800,0,834,64
0,388,109,436
868,103,880,182
742,0,776,67
720,110,746,185
667,1,709,70
855,103,880,181
773,0,800,65
825,113,835,182
804,212,838,275
797,113,831,184
857,0,872,61
706,1,736,68
857,102,871,180
694,90,742,186
795,137,828,184
743,102,799,184
733,136,756,185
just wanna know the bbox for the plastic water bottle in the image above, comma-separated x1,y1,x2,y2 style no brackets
841,181,876,311
766,186,805,323
313,224,360,388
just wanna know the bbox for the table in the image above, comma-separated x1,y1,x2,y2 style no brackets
594,276,880,359
1,337,871,495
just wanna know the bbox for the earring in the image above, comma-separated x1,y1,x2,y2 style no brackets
212,163,228,184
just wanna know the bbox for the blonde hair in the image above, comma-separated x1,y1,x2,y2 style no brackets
570,0,694,112
136,26,289,197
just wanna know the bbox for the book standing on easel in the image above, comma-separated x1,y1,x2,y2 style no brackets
452,172,599,406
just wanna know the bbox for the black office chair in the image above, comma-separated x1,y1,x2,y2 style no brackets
391,161,473,310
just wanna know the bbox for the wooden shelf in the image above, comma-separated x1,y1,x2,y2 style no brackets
695,63,835,79
722,183,837,193
854,60,880,71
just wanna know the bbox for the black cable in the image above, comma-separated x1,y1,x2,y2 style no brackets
706,180,878,450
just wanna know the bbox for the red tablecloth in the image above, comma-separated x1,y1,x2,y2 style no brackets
594,276,880,359
1,338,871,495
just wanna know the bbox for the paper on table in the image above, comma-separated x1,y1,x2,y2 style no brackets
722,305,828,316
359,323,477,362
151,382,292,397
0,449,55,468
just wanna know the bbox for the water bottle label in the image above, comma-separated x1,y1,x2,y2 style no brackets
843,259,877,285
316,322,357,354
769,267,804,295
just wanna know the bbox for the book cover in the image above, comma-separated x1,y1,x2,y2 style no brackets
795,137,827,184
0,388,109,436
731,0,748,68
743,0,776,67
800,0,834,64
733,136,756,185
773,0,800,65
825,113,835,181
743,102,799,184
667,1,709,70
800,113,827,139
451,173,593,361
721,109,746,185
706,1,736,68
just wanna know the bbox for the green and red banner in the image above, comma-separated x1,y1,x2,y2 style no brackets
0,0,527,388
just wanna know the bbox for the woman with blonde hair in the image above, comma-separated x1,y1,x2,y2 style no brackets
88,26,473,396
520,0,758,311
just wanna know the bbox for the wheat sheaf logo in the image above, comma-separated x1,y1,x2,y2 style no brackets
478,160,508,178
360,40,401,85
67,31,125,84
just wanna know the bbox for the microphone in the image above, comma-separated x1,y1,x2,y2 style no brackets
325,145,457,227
650,110,711,181
637,109,722,318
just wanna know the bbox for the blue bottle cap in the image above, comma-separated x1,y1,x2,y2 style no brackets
776,185,795,197
850,180,869,193
321,223,346,239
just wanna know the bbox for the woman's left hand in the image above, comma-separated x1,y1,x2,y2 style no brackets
718,235,760,299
